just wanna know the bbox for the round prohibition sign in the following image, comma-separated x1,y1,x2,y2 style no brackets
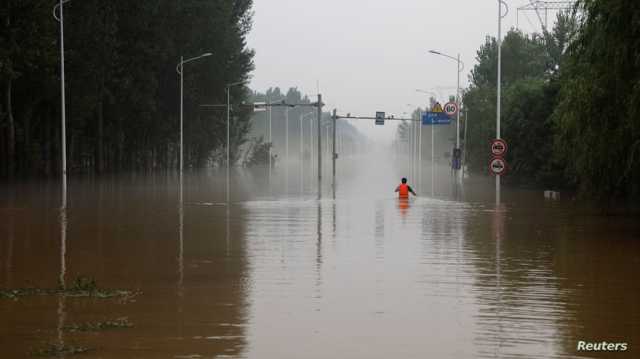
489,157,507,176
443,102,458,116
491,138,508,157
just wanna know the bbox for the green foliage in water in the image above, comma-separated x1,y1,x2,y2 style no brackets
243,136,274,168
0,276,140,300
31,343,92,357
63,317,133,332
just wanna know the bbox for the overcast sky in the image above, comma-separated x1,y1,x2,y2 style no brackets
247,0,552,143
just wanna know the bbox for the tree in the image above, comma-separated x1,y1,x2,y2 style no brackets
463,19,576,185
553,0,640,200
0,0,255,177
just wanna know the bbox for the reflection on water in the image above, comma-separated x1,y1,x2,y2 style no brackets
0,154,639,358
57,190,68,350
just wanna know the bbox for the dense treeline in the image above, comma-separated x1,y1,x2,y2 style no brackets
0,0,254,178
464,0,640,201
554,0,640,200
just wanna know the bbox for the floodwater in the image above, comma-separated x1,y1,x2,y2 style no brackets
1,150,639,358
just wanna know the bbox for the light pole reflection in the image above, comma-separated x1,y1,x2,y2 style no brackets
178,176,184,295
492,202,506,357
57,180,68,350
316,199,323,295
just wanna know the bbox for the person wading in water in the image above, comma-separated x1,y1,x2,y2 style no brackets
395,177,417,198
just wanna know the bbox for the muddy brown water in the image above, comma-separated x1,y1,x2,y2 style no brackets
1,153,639,358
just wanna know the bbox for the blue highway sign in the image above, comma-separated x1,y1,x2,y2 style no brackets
422,112,452,125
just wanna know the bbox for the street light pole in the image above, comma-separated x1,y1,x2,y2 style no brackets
285,107,289,189
317,94,322,187
416,89,439,195
432,114,435,196
226,86,230,203
463,107,469,179
497,0,507,204
300,113,304,193
53,0,70,205
428,50,465,180
405,104,415,180
332,109,337,187
301,111,314,193
59,1,67,201
418,110,423,192
268,95,272,180
226,80,247,204
176,52,212,176
180,57,184,175
310,114,315,178
456,53,461,150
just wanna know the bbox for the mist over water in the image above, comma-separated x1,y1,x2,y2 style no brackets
1,148,639,358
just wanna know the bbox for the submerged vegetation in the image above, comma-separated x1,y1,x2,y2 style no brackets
0,276,140,300
242,136,273,168
11,280,138,356
31,343,93,357
63,317,134,332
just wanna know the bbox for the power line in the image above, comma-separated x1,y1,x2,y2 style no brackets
517,1,574,32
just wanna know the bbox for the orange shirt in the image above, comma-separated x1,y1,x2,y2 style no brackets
397,183,409,198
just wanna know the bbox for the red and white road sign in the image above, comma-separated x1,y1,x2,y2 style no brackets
491,139,508,157
443,102,458,117
489,157,507,176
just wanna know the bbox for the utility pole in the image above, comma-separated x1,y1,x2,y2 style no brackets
456,53,461,151
268,96,272,181
317,94,322,188
226,87,230,203
431,115,435,196
463,108,468,179
53,0,69,206
332,109,337,186
285,107,289,186
411,115,416,180
418,111,423,192
225,80,246,204
427,51,464,181
497,0,506,204
300,114,304,194
456,53,462,183
309,117,314,178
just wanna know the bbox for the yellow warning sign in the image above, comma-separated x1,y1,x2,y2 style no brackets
431,102,443,113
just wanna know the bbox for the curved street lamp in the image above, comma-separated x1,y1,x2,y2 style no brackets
176,52,213,176
226,80,248,203
53,0,72,205
428,50,464,150
428,50,465,183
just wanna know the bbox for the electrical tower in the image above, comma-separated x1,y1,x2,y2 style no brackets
517,1,574,33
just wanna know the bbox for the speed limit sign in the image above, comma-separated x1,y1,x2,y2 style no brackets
443,102,458,117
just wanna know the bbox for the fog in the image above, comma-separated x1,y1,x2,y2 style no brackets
247,0,550,144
